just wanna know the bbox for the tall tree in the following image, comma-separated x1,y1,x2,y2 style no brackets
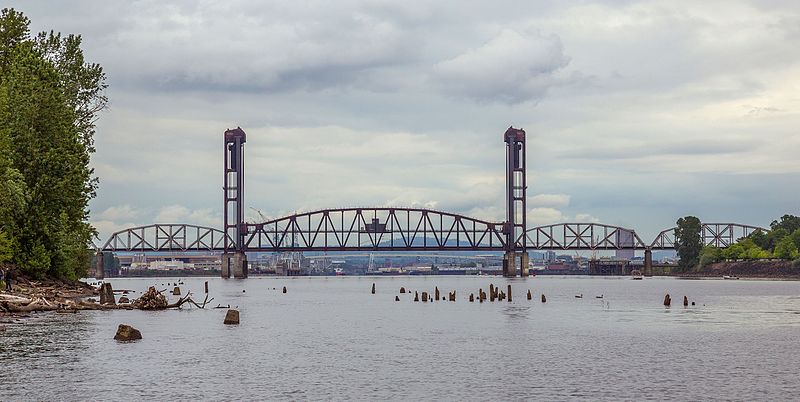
675,216,702,271
0,8,106,279
771,215,800,234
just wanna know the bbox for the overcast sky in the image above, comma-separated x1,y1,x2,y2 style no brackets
10,0,800,242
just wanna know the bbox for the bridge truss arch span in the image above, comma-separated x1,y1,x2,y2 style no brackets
101,224,232,252
242,207,507,252
649,223,768,249
522,222,647,250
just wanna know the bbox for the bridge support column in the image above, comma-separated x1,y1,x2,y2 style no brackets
222,253,247,279
503,251,517,277
94,251,105,279
232,252,248,278
221,253,231,278
644,248,652,276
520,252,529,277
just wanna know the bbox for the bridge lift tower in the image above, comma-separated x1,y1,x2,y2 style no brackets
222,127,248,278
503,127,529,277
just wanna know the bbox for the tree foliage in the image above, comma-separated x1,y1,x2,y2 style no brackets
675,216,702,271
0,8,106,279
774,236,799,260
771,215,800,234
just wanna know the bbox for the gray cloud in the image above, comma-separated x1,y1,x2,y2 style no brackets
432,29,571,104
7,0,800,241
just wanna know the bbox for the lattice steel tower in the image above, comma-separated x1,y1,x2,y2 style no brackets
222,127,248,278
503,127,528,277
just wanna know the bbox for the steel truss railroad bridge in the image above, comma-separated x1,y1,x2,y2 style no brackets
98,127,766,278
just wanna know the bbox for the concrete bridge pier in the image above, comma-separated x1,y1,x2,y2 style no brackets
94,251,105,279
520,252,530,277
503,251,517,277
222,252,248,279
644,248,653,276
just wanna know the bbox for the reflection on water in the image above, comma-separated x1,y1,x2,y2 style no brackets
3,276,800,400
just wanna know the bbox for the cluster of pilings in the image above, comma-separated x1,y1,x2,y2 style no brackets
663,293,695,307
377,283,547,304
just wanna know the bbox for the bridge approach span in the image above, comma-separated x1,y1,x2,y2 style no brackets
649,223,768,249
101,224,232,252
522,223,647,251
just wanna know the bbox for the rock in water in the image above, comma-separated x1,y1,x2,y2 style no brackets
118,296,130,304
224,309,240,325
400,287,406,294
395,296,400,302
114,324,142,341
172,286,181,296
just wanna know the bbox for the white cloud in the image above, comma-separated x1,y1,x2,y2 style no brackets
433,29,571,103
97,204,142,221
529,194,571,208
154,205,220,228
528,208,567,225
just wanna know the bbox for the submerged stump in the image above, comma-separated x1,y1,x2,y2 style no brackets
224,309,240,325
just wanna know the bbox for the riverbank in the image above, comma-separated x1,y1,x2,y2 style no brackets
0,274,98,319
677,260,800,279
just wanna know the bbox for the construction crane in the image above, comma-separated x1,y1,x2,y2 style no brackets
249,207,269,223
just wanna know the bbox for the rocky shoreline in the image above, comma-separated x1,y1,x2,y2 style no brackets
0,275,210,328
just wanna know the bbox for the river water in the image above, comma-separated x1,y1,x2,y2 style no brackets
2,276,799,401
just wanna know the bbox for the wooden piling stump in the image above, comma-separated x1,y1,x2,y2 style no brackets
664,294,671,307
372,283,376,294
527,289,532,300
507,285,512,302
224,309,240,325
541,294,546,303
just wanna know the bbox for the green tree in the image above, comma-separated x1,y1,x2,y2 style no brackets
774,236,799,260
723,243,745,260
699,246,723,268
771,214,800,234
747,229,770,250
675,216,703,271
0,8,105,279
790,229,800,251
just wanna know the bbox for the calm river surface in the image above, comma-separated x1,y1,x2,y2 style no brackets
2,276,800,401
